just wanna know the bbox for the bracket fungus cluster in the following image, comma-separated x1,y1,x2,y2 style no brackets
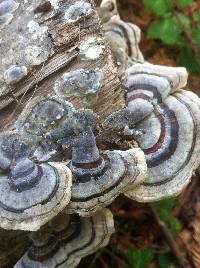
0,95,147,224
1,0,200,267
105,63,200,202
0,131,72,231
15,209,114,268
68,127,146,216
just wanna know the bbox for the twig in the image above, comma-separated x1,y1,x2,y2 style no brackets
173,11,200,70
150,206,192,268
99,257,110,268
88,250,102,268
103,248,130,268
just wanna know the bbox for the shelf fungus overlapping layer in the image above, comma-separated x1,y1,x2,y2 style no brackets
14,96,96,161
97,0,119,23
98,0,144,74
68,128,147,216
0,94,98,231
103,16,144,70
15,209,114,268
0,131,72,231
120,63,200,202
0,93,147,229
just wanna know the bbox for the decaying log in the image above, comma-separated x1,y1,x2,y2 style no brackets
0,0,123,266
1,1,200,267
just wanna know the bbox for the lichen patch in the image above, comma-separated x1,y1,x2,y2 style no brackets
0,0,19,29
79,36,105,60
49,0,59,10
27,20,48,41
0,0,53,96
64,1,93,22
54,68,103,97
4,65,28,84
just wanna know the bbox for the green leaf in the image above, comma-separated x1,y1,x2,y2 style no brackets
158,254,173,268
148,17,182,45
177,14,191,30
169,218,183,234
152,198,176,214
159,208,171,221
178,0,193,9
126,248,155,268
176,35,187,47
152,198,177,221
143,0,173,16
194,11,200,25
192,28,200,48
177,47,199,73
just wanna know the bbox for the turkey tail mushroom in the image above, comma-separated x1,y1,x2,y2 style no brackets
14,96,74,140
98,0,119,23
121,64,200,202
102,16,144,74
14,208,114,268
14,96,96,161
0,132,72,231
124,63,188,104
67,127,147,216
98,0,144,74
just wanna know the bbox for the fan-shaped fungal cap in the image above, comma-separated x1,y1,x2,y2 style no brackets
64,1,93,22
0,131,33,174
14,96,96,159
98,0,119,23
54,68,103,105
14,96,72,138
0,161,72,231
67,128,147,216
123,63,188,124
124,63,188,99
15,208,114,268
103,16,144,73
121,64,200,202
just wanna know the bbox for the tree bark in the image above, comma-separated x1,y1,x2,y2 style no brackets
0,0,124,132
